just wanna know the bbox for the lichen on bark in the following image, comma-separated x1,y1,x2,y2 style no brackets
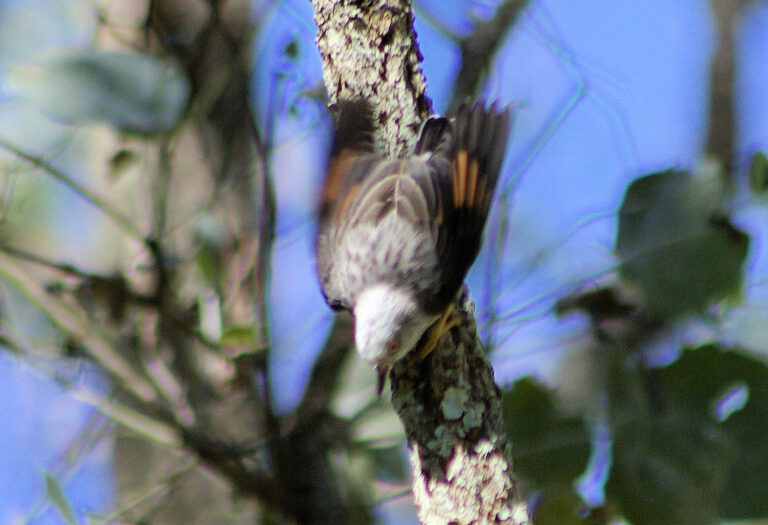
310,1,529,522
311,0,431,157
390,293,528,524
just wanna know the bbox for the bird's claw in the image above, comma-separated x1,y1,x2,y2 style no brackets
416,303,459,361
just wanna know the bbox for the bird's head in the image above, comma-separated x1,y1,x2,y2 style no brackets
353,283,436,370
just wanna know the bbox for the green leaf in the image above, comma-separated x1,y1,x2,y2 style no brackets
606,345,768,523
195,242,223,286
532,486,591,525
616,169,748,318
8,50,189,135
220,325,257,346
660,345,768,520
44,470,79,525
749,151,768,198
607,406,731,525
502,378,591,486
194,215,226,285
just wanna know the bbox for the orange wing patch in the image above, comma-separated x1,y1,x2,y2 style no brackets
466,156,479,208
336,183,361,221
321,148,357,221
452,151,466,208
452,150,481,209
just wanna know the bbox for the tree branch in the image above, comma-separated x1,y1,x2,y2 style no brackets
310,1,528,522
311,0,431,156
391,292,528,524
706,0,741,174
448,0,529,113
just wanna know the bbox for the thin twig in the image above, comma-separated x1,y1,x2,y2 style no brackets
0,136,146,242
448,0,530,113
0,250,159,403
70,387,180,446
94,461,198,523
0,244,89,277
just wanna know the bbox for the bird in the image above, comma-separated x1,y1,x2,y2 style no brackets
315,98,511,389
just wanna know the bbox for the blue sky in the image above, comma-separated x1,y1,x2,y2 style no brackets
2,0,768,522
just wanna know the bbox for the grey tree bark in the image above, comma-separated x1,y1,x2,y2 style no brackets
310,1,530,523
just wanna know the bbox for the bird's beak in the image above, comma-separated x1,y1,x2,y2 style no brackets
376,365,387,397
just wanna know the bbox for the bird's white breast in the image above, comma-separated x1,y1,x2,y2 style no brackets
327,213,438,307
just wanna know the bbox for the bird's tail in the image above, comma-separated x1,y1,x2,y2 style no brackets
414,115,452,157
450,101,512,215
330,98,376,157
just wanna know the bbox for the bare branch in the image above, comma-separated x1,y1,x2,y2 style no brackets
448,0,529,113
0,250,159,403
706,0,746,174
311,0,432,156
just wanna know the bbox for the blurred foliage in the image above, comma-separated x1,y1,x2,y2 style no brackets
604,343,768,524
749,151,768,198
503,378,590,487
660,345,768,520
616,169,748,318
502,378,591,524
605,345,732,525
8,50,189,135
506,162,768,523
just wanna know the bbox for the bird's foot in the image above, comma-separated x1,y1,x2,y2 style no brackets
380,304,460,397
416,303,460,361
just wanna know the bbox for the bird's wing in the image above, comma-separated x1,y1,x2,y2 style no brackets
317,99,376,231
316,101,446,309
316,100,379,310
316,99,512,314
420,101,513,312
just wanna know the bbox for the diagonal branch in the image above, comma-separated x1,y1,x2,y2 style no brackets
310,1,529,523
448,0,529,113
0,250,159,404
0,137,147,243
293,311,354,423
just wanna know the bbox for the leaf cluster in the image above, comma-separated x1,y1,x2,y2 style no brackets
503,166,768,524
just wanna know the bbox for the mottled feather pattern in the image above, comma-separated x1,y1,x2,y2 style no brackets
321,215,440,309
316,99,512,317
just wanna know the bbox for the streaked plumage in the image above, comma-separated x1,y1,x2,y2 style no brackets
316,99,511,373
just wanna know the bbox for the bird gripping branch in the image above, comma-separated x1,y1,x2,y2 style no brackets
316,99,512,389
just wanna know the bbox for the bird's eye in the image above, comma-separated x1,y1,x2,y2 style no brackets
386,338,399,354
